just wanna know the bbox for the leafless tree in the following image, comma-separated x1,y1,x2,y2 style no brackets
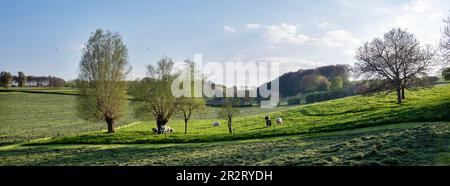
177,59,206,134
218,97,240,134
354,28,436,104
440,11,450,65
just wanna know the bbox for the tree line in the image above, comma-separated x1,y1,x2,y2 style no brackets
275,65,351,98
0,71,66,90
1,71,28,90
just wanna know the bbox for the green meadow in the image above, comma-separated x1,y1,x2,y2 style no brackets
0,85,449,165
29,85,450,145
0,122,448,166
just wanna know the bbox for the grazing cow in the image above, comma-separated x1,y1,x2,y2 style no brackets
152,126,174,134
163,126,174,133
276,118,283,125
264,115,272,127
212,122,220,127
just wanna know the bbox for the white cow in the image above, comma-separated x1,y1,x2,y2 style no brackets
276,118,283,125
152,126,174,134
164,126,174,133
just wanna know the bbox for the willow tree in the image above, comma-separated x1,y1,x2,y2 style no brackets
18,71,27,88
0,71,12,90
76,29,130,133
131,56,183,134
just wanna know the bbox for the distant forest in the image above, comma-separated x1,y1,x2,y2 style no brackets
275,64,350,98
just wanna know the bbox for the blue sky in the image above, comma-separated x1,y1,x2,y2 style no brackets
0,0,449,81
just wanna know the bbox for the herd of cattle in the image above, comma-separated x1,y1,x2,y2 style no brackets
152,116,283,134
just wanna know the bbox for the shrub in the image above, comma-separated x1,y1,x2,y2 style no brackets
443,67,450,81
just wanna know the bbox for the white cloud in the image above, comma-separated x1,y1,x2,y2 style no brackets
338,0,358,8
368,0,446,45
254,57,325,76
224,25,237,33
264,23,359,48
319,22,331,29
405,0,433,13
264,23,310,44
245,23,261,29
317,30,361,47
135,25,149,32
69,43,85,51
201,57,325,87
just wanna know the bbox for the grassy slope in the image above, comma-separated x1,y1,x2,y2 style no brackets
0,85,449,165
0,91,294,144
36,85,450,144
0,92,136,145
1,87,78,95
0,122,448,166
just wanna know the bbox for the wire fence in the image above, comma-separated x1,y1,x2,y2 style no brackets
0,115,367,145
0,120,138,145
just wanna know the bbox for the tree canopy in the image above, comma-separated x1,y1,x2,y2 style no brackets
76,29,130,133
131,56,183,134
0,71,13,90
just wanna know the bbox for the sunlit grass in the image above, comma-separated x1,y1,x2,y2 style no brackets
34,85,450,144
1,122,448,166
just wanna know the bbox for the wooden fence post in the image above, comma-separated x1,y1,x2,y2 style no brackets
314,121,317,132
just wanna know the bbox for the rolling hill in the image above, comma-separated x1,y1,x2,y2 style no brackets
0,85,449,166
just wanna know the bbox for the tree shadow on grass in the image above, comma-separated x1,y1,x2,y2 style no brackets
1,123,447,166
317,101,450,133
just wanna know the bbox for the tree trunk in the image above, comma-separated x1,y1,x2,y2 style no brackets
396,87,402,104
184,119,188,134
401,87,405,100
106,117,115,133
156,118,168,134
227,116,233,134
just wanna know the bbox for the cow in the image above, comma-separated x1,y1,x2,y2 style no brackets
276,118,283,125
212,122,220,127
264,115,272,127
163,126,174,133
152,126,174,134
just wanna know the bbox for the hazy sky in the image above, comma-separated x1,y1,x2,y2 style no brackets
0,0,449,81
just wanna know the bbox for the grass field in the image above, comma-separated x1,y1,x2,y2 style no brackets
31,85,450,145
0,85,449,165
0,122,448,166
1,87,78,95
0,91,294,145
0,92,136,145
